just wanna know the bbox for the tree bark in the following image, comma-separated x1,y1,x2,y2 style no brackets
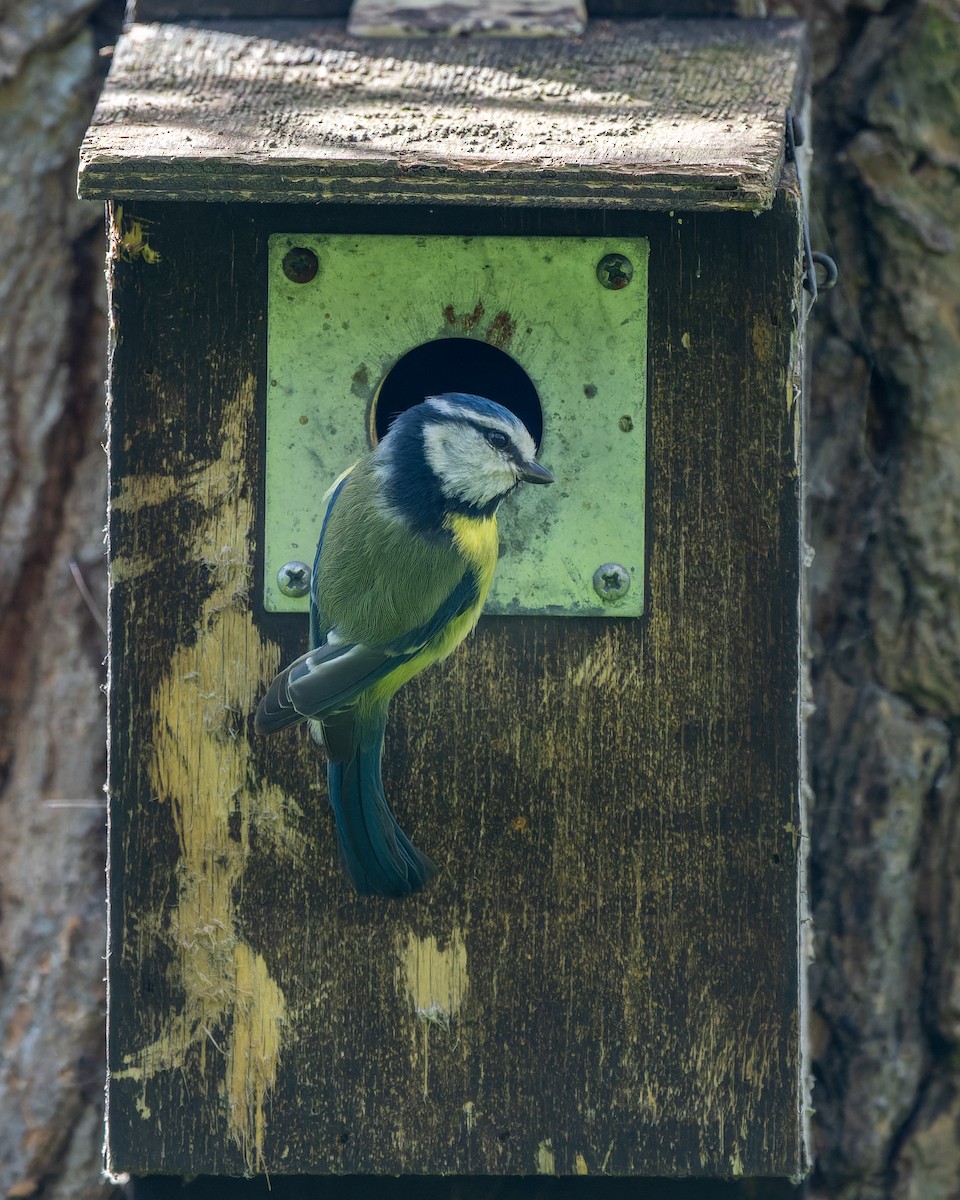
0,2,118,1196
807,1,960,1197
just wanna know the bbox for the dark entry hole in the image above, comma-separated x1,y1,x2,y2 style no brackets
372,338,543,448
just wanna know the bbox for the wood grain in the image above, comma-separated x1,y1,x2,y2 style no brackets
106,194,805,1178
79,18,807,210
132,1,763,19
345,0,587,38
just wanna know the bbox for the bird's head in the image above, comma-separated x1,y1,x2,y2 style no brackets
375,393,554,528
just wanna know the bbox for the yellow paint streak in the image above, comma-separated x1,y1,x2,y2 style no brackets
112,471,182,511
398,928,469,1018
570,641,631,689
114,376,296,1173
622,938,780,1170
574,1153,588,1175
109,552,153,584
397,929,468,1098
750,314,776,366
536,1139,556,1175
112,204,161,265
228,946,286,1165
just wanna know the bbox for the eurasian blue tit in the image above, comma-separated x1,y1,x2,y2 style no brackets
256,392,554,898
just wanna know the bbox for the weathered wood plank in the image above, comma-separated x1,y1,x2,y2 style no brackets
132,1,762,19
79,19,806,209
346,0,588,38
106,193,806,1178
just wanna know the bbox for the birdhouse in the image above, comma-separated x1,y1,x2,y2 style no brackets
80,0,812,1182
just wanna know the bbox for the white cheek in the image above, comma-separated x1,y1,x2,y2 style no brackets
423,425,516,507
470,459,518,506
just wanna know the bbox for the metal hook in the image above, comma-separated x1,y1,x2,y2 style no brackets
811,250,839,291
786,108,839,304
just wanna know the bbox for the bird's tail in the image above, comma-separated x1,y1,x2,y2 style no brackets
326,712,438,898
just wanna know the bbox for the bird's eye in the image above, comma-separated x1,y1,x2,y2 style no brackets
484,429,509,450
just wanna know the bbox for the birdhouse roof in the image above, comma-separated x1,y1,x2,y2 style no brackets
79,17,807,210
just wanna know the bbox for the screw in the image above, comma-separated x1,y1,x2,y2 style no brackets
282,247,319,284
593,563,631,602
596,254,634,290
277,561,311,598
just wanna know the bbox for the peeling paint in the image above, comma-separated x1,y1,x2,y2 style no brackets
569,641,632,689
112,204,161,264
536,1138,556,1174
397,928,469,1020
111,379,292,1173
396,929,469,1098
112,471,181,511
228,946,286,1165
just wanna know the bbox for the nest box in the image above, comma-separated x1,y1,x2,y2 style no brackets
80,0,812,1182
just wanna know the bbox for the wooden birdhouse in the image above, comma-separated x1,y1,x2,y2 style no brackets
80,0,812,1182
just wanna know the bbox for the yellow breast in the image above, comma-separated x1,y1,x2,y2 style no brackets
361,512,499,712
446,512,499,604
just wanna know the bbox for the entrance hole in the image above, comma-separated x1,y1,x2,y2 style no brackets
372,338,543,448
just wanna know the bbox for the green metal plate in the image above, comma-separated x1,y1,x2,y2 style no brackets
265,233,647,616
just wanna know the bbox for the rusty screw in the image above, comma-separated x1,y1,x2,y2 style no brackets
593,563,631,602
282,247,319,284
596,254,634,291
277,561,311,598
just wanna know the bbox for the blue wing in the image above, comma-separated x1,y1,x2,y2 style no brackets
254,568,478,735
255,458,478,737
309,468,352,650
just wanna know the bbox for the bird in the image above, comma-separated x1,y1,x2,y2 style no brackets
255,392,554,898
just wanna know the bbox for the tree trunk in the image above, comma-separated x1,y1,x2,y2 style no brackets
0,2,118,1196
807,1,960,1197
2,0,959,1196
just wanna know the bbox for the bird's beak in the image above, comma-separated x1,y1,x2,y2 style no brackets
517,459,555,485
